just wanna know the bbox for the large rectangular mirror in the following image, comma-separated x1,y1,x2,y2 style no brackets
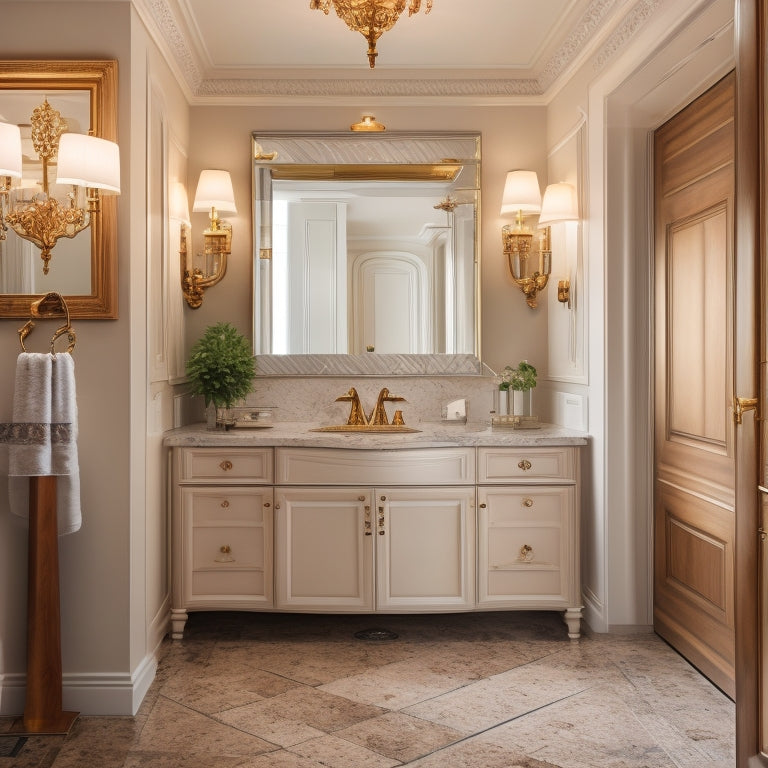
0,60,118,318
252,131,481,375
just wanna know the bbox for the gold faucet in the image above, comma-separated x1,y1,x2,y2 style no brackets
368,387,406,426
335,387,368,426
335,387,407,427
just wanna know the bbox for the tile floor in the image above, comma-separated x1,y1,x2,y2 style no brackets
0,611,735,767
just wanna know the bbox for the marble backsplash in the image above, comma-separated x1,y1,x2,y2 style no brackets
247,375,498,426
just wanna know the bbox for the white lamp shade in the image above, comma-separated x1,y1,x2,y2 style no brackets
500,170,541,215
538,182,579,226
0,122,23,178
170,181,191,226
56,133,121,193
193,170,237,214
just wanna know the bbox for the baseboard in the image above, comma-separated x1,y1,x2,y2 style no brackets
0,652,160,717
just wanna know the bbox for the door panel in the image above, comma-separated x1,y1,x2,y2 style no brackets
654,72,736,698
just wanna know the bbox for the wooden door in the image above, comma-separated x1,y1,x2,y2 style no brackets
653,73,736,697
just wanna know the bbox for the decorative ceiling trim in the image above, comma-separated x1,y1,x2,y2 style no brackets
195,77,543,98
139,0,667,102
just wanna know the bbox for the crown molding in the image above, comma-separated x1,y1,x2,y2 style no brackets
134,0,670,105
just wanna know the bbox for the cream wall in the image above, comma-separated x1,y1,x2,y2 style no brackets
0,1,188,715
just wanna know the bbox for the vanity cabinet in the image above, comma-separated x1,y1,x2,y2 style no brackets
170,447,274,639
476,447,581,638
168,440,583,640
274,485,475,612
274,447,476,613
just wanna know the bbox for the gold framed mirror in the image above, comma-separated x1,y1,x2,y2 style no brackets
0,60,118,318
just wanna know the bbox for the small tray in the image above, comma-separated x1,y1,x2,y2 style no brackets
491,415,541,430
229,406,276,429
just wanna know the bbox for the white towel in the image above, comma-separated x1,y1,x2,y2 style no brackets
8,352,81,535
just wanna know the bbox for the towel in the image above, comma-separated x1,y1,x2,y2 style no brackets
7,352,81,535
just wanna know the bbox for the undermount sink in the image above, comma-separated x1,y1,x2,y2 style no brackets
310,425,421,433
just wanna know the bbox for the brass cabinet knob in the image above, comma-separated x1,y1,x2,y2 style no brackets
220,500,230,508
479,503,487,509
264,501,271,508
220,545,231,554
220,460,233,471
522,498,534,507
518,459,532,471
519,544,534,562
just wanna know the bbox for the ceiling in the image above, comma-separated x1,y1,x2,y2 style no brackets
133,0,679,103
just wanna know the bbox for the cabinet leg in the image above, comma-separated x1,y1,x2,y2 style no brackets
170,608,188,640
563,606,583,640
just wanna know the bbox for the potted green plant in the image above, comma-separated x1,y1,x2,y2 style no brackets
186,322,256,428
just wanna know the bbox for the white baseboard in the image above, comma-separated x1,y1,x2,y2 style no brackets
0,652,159,717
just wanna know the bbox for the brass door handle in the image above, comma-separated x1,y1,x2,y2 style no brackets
734,396,758,424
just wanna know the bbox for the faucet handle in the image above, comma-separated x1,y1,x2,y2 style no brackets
392,410,405,426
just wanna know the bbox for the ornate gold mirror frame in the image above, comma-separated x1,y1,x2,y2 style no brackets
0,60,118,319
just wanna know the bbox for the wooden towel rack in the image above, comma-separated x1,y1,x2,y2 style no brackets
17,292,76,354
10,292,78,736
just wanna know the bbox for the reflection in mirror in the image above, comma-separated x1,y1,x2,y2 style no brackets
0,61,118,319
252,132,481,373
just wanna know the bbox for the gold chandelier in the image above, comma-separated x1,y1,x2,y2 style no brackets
0,100,120,275
310,0,433,68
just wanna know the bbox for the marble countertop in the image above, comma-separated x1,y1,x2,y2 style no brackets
163,421,589,449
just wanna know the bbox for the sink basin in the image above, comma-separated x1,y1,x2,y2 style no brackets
310,425,421,433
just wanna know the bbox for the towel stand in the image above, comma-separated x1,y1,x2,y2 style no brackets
10,292,78,736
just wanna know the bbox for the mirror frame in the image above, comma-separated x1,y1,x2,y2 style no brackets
0,60,118,319
251,130,482,376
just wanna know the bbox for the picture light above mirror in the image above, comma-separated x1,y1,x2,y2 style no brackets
251,130,482,376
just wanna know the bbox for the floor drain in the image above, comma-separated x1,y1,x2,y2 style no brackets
354,628,398,641
0,737,26,757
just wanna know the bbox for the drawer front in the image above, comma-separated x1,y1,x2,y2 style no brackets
185,487,269,526
478,447,576,483
178,447,273,483
193,526,264,570
190,570,268,599
276,447,475,485
478,486,575,605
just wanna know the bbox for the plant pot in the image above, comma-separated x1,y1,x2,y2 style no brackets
497,389,509,415
511,389,533,417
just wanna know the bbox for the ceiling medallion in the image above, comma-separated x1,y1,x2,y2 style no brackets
310,0,433,68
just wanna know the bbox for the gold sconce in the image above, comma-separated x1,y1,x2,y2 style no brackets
501,171,578,308
0,102,120,275
181,170,237,309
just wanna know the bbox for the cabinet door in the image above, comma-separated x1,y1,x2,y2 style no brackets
477,486,577,608
177,486,274,610
275,487,373,611
375,487,476,611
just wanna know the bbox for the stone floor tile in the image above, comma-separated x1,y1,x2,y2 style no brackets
335,711,464,762
287,734,401,767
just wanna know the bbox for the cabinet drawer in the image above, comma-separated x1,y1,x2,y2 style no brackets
178,447,273,483
478,447,576,483
183,487,270,525
192,526,265,570
276,447,475,485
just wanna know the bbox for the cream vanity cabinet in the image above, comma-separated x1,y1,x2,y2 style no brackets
274,447,476,613
170,447,274,639
476,447,582,638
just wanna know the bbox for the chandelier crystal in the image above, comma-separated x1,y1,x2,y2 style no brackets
310,0,433,68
